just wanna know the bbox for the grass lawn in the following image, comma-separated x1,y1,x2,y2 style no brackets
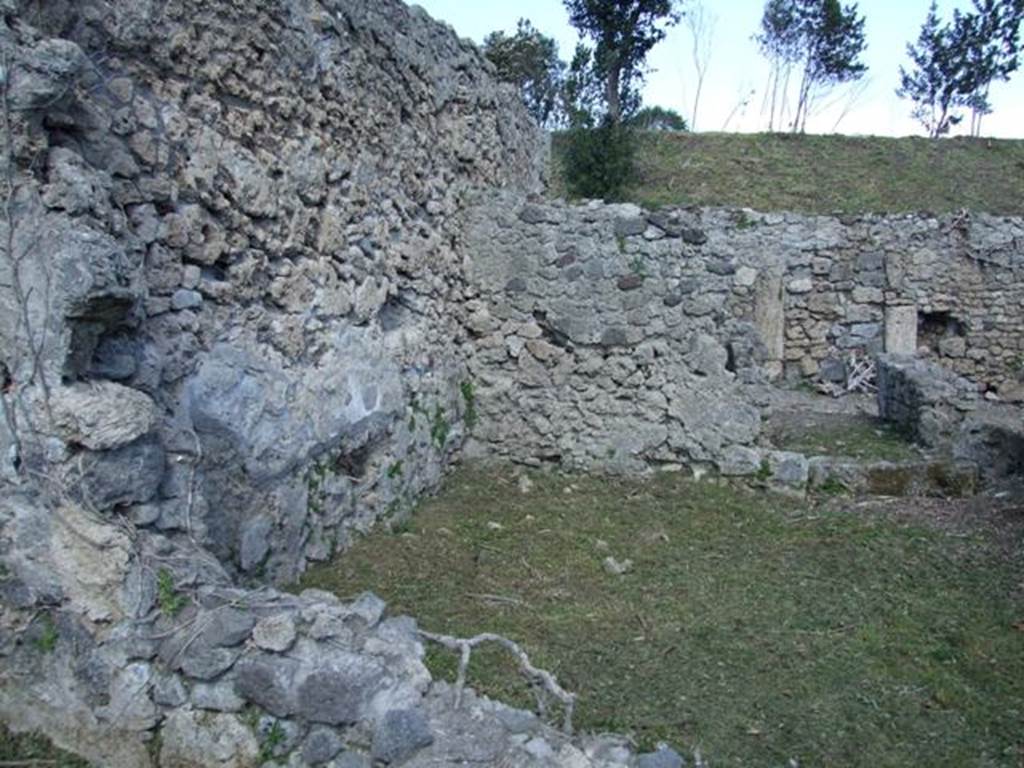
299,465,1024,767
550,132,1024,215
767,414,922,463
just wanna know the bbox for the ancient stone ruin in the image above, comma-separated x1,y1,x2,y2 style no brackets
0,1,1021,766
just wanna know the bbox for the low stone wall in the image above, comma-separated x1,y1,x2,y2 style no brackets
462,197,1024,472
876,355,979,447
876,356,1024,483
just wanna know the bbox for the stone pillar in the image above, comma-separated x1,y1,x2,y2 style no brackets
754,275,785,379
885,305,918,356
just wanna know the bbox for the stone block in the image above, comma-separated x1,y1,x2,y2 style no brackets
718,446,762,476
52,382,157,451
296,656,384,725
852,286,883,304
787,277,813,294
371,708,434,764
302,727,344,765
614,217,647,237
253,614,297,653
735,266,758,287
753,276,784,369
884,305,917,356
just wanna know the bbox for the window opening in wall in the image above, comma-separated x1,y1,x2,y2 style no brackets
916,310,964,357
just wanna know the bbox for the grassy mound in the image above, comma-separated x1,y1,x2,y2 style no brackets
550,132,1024,215
300,466,1024,767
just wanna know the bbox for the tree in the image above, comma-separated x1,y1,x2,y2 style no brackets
561,44,603,128
483,19,566,128
897,0,1023,137
562,0,681,125
684,1,717,131
756,0,804,130
626,105,688,130
896,2,964,137
956,0,1024,135
755,0,868,132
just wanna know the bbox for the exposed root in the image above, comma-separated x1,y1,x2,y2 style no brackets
419,629,577,735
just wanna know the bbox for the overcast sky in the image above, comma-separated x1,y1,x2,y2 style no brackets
411,0,1024,138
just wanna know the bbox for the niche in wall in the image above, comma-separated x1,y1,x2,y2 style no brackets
917,310,966,358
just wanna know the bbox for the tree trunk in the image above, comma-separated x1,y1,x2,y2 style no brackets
692,77,704,132
606,64,621,125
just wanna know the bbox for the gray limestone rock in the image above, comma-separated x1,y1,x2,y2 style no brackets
636,745,685,768
171,289,203,311
159,709,259,767
201,608,256,648
680,227,707,245
73,437,165,510
302,726,344,765
495,706,539,734
335,752,373,768
371,708,434,764
718,446,762,476
239,516,272,573
614,217,647,237
253,613,297,653
52,382,157,451
8,38,86,111
767,451,810,491
346,592,387,627
234,656,298,718
180,645,241,681
152,673,188,707
295,655,385,725
519,204,563,225
191,681,246,712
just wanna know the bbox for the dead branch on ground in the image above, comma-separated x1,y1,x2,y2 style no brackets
419,629,576,735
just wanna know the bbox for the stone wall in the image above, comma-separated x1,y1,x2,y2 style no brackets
0,2,623,766
877,356,1024,483
1,0,542,585
3,0,1023,761
463,198,1024,472
876,355,979,448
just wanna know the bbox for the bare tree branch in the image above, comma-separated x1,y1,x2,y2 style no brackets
419,629,577,735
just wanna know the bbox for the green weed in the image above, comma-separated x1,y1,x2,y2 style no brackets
34,614,58,654
157,569,186,617
430,406,449,450
460,381,478,430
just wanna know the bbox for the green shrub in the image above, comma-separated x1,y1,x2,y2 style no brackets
562,122,636,201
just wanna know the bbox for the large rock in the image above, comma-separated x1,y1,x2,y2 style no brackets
52,382,157,451
295,653,386,725
186,333,403,482
72,437,165,510
159,710,259,768
371,708,434,764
